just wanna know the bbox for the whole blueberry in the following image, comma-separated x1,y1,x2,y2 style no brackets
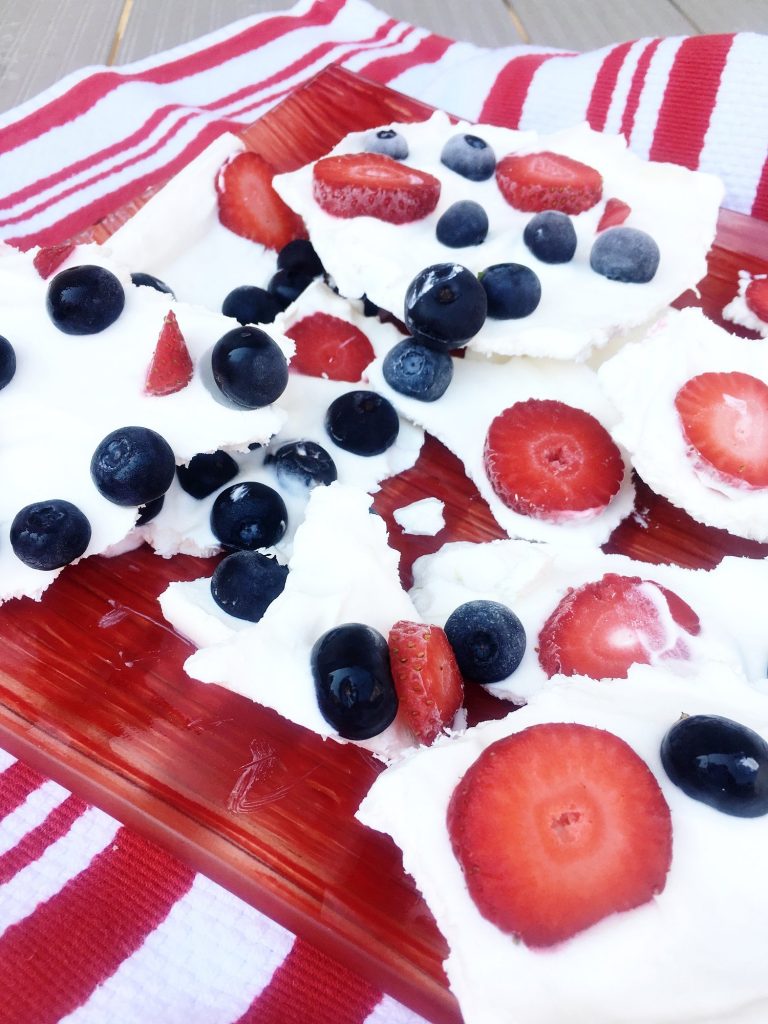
480,263,541,319
177,450,239,499
210,549,289,622
444,599,526,684
47,265,125,335
523,211,577,264
0,335,16,390
268,440,338,493
268,268,314,309
130,272,175,298
276,239,324,278
590,227,660,283
311,622,398,739
222,286,283,325
325,390,399,456
91,426,176,506
211,326,288,408
436,200,489,248
382,338,453,402
404,263,487,348
136,495,164,525
440,134,496,181
10,499,91,570
364,128,409,160
210,481,287,550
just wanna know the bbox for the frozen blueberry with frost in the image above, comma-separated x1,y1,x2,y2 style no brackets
0,335,16,390
10,499,91,570
480,263,541,319
325,390,399,456
177,450,239,500
130,272,175,298
404,263,487,348
268,269,315,309
440,134,496,181
211,549,289,622
436,200,489,248
364,128,409,160
222,286,283,325
211,326,288,408
267,440,338,493
47,265,125,335
210,481,287,550
276,239,324,278
523,211,577,264
590,226,660,283
444,599,526,684
91,426,176,506
382,338,453,401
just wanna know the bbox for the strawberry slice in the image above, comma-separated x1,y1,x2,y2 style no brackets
537,573,700,680
33,244,75,279
447,723,672,947
496,151,603,214
745,277,768,323
285,312,375,382
597,197,631,231
312,153,440,224
144,310,194,396
483,399,624,521
674,371,768,488
389,620,464,745
217,151,307,250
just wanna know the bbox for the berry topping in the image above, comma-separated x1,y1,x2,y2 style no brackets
590,226,660,283
177,450,239,500
276,238,324,278
312,153,440,224
144,310,193,397
674,371,768,489
285,312,375,382
210,549,288,622
91,426,176,507
0,335,16,390
46,265,125,335
210,481,287,550
484,399,624,521
404,263,487,348
211,326,288,409
222,286,283,326
130,271,175,298
268,268,315,309
388,620,464,745
136,495,164,525
480,263,541,319
745,277,768,322
523,210,577,263
436,200,489,248
33,244,75,280
597,198,631,232
10,499,91,570
311,622,399,740
440,134,496,182
364,128,409,160
325,390,399,456
444,599,526,684
496,151,603,214
661,714,768,817
267,440,338,493
382,338,453,402
537,574,700,680
217,151,307,250
447,723,672,947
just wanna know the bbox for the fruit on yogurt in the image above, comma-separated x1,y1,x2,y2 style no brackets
480,262,541,319
268,440,338,493
440,133,496,182
446,722,673,947
211,325,289,409
364,128,409,160
495,151,603,214
216,151,307,250
33,244,75,280
0,335,16,390
131,271,175,298
276,238,325,278
312,153,441,224
523,211,577,264
46,265,125,335
285,311,375,382
745,277,768,322
435,200,489,248
176,450,239,499
222,285,282,326
325,390,400,456
444,599,526,684
590,226,660,283
90,426,176,506
209,480,287,550
10,499,92,570
382,338,453,402
210,549,288,623
144,310,194,396
404,263,487,348
597,197,631,232
388,620,464,745
268,268,314,309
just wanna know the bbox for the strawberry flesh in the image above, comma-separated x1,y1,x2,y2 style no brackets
285,312,375,382
496,151,603,214
33,244,75,279
745,277,768,323
144,310,194,396
389,620,464,745
312,153,441,224
597,197,631,231
217,151,307,251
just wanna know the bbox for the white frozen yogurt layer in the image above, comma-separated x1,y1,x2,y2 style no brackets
723,270,768,336
393,497,445,536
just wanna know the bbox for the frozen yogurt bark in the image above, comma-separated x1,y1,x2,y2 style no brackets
723,270,768,336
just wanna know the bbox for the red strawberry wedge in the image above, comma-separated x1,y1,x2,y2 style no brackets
217,151,307,250
447,722,673,948
144,310,194,396
33,244,75,279
745,277,768,322
496,151,603,214
674,371,768,488
312,153,441,224
483,399,624,521
537,573,701,680
388,620,464,745
597,197,631,231
285,312,375,382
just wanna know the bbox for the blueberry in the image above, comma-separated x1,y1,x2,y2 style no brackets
91,426,176,506
276,239,324,278
436,200,489,248
10,499,91,570
325,390,399,456
404,263,487,348
590,227,660,283
661,714,768,817
0,335,16,390
210,481,287,550
211,326,288,408
130,271,175,299
444,599,526,684
268,269,314,309
480,263,541,319
523,211,577,264
267,440,338,493
440,134,496,181
136,495,164,525
364,128,409,160
210,549,288,622
222,286,283,325
382,338,453,401
311,622,398,739
362,294,380,318
177,450,239,499
47,265,125,335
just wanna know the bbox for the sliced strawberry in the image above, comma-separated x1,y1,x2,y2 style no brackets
285,312,375,382
33,244,75,279
537,573,700,680
496,151,603,214
597,197,631,231
144,310,194,396
745,277,768,323
674,371,768,488
312,153,440,224
483,399,624,521
217,151,307,250
447,723,672,948
389,620,464,745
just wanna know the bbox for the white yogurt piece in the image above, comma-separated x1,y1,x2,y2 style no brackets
393,497,445,536
723,270,768,336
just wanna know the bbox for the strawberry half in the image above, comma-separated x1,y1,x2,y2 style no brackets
596,197,631,231
312,153,441,224
144,310,194,396
745,277,768,323
33,244,75,279
447,722,672,948
217,151,307,250
483,399,624,521
285,312,375,382
537,573,700,680
389,620,464,745
496,151,603,214
674,371,768,488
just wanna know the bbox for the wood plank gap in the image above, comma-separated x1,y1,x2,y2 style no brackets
107,0,136,66
502,0,532,44
666,0,703,34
